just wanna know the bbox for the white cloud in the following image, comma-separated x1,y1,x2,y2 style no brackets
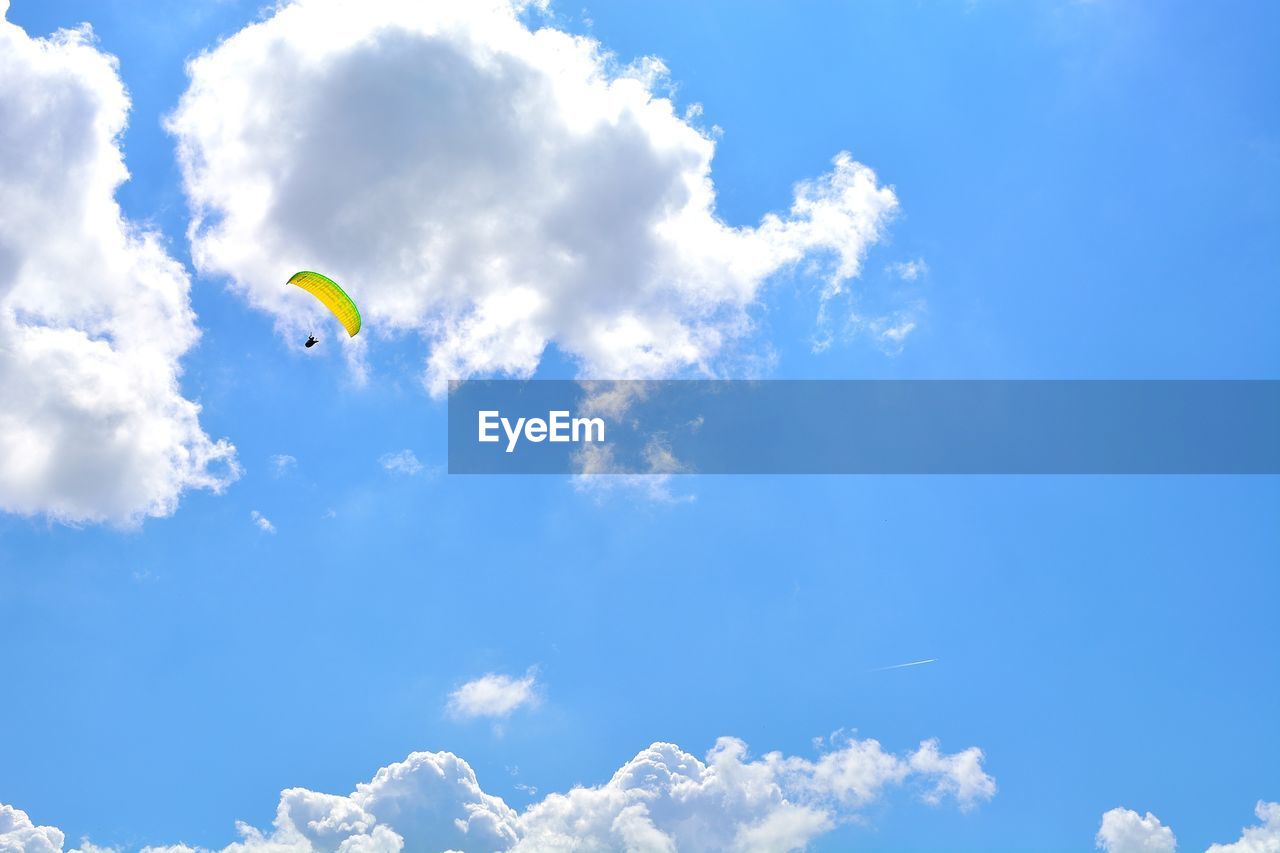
167,0,899,396
378,450,424,476
731,802,833,853
250,510,275,533
1207,801,1280,853
269,454,298,476
908,738,998,810
0,803,64,853
1097,807,1177,853
568,380,696,502
69,843,116,853
0,7,238,526
0,731,993,852
570,442,692,504
447,670,539,720
890,258,928,281
878,317,917,345
1098,802,1280,853
822,301,924,356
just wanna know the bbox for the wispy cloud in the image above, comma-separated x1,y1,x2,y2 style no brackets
878,318,917,345
569,383,696,504
571,442,694,505
379,450,424,476
843,302,925,354
269,454,297,477
250,510,275,534
889,258,929,281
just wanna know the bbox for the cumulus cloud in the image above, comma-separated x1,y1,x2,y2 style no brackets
250,510,275,533
1097,807,1177,853
378,450,424,476
0,732,993,852
1099,802,1280,853
0,6,238,525
447,670,539,720
516,734,994,851
167,0,900,396
0,803,64,853
908,737,998,809
1207,801,1280,853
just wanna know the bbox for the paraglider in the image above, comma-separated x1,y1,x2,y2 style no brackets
286,271,361,344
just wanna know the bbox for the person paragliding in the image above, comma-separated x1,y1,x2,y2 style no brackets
285,271,362,345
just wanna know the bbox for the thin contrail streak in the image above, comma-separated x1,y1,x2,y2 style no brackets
872,658,937,671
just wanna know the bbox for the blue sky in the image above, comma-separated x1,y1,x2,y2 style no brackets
1,1,1277,851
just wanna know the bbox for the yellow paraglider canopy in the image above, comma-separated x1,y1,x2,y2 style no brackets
286,271,361,337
